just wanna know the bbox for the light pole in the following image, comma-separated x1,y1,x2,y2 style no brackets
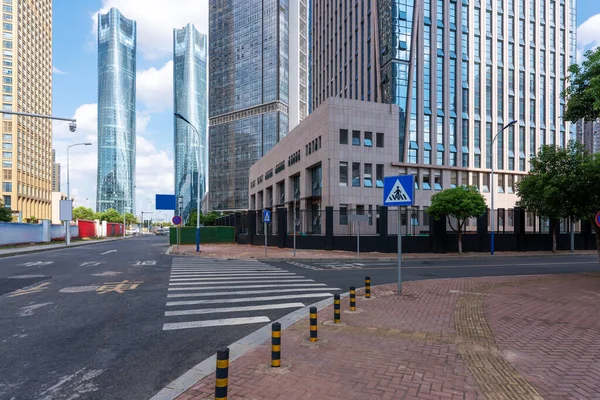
175,112,203,252
66,142,92,245
490,119,518,255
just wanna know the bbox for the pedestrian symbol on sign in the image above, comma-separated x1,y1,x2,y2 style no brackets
386,180,410,202
383,175,414,206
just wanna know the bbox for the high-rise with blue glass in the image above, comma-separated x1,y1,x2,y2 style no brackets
96,8,136,214
173,24,208,221
209,0,308,211
312,0,576,209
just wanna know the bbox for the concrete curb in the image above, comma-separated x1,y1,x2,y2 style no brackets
149,291,350,400
0,237,127,258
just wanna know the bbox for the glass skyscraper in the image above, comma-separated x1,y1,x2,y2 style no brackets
96,8,136,214
173,24,208,222
208,0,290,211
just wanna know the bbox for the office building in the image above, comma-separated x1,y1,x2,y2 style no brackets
51,149,60,192
576,119,600,154
306,0,576,211
209,0,308,211
173,24,208,222
96,8,136,214
0,0,53,219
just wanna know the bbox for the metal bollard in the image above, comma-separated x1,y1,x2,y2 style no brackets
271,322,281,367
215,348,229,400
350,286,356,311
365,276,371,298
309,306,318,342
334,294,341,323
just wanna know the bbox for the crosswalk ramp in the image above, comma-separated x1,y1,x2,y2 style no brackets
162,258,340,331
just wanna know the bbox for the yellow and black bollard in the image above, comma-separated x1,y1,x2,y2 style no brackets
309,306,318,342
334,294,341,323
365,276,371,298
271,322,281,367
350,286,356,311
215,348,229,400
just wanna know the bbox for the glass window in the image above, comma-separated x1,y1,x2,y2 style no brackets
340,205,348,225
339,129,348,144
482,173,490,192
376,132,384,147
364,132,373,147
352,162,360,186
2,151,10,158
451,171,458,188
376,164,384,188
434,174,442,190
2,142,11,150
422,173,431,190
2,181,11,192
352,130,361,146
339,162,348,186
3,194,10,208
364,164,373,187
2,85,10,93
2,133,10,141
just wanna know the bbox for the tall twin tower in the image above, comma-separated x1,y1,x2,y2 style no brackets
96,8,207,218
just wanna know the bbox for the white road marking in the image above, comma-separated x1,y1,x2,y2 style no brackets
18,302,53,317
167,287,341,298
170,267,279,271
100,250,117,255
164,303,305,316
169,273,296,278
162,316,270,331
166,293,333,306
169,270,283,275
168,283,328,291
79,261,105,267
170,275,306,282
59,285,100,293
169,279,314,286
17,261,53,267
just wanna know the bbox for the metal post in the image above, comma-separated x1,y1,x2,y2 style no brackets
397,206,402,295
293,199,296,257
570,218,575,253
491,166,495,255
66,147,70,246
271,322,281,367
309,306,318,342
357,221,360,257
264,219,267,257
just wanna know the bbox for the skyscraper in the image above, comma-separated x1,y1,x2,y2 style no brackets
52,149,61,192
0,0,53,219
289,0,310,130
96,8,136,214
208,0,293,211
173,24,208,221
311,0,576,208
577,119,600,154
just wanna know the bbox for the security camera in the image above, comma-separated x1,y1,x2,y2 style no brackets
69,121,76,132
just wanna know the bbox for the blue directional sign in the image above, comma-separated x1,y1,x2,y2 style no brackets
156,194,177,210
383,175,414,206
263,210,271,223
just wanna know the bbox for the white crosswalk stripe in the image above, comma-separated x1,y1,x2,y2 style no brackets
162,258,340,331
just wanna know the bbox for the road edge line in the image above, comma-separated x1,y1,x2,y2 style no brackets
148,292,349,400
0,237,126,259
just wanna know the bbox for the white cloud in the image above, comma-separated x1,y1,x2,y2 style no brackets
52,66,67,75
92,0,208,60
577,13,600,62
52,103,174,216
137,61,173,113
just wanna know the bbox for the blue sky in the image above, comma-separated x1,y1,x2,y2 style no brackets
50,0,600,217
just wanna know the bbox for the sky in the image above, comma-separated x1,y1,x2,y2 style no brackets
51,0,600,220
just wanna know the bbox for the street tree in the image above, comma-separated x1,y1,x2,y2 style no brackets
72,206,96,221
0,199,11,222
427,186,487,254
124,213,138,226
97,208,123,223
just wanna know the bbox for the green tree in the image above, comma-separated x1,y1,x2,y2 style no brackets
97,208,123,223
72,206,96,221
186,210,221,227
27,216,38,224
517,142,590,252
427,186,487,254
0,201,11,222
124,213,138,225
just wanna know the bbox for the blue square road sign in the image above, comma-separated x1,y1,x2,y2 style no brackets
383,175,414,207
263,209,271,223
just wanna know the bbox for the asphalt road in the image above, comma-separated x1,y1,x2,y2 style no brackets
0,237,597,400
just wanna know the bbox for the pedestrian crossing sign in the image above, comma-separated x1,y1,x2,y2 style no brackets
263,209,271,223
383,175,414,206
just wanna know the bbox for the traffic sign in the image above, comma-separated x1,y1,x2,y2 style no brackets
156,194,177,210
263,210,271,223
172,215,182,225
596,212,600,228
383,175,414,206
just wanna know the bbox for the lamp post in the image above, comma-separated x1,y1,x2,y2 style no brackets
175,112,203,253
66,142,92,245
490,119,518,255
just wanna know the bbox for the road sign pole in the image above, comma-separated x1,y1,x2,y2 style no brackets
293,202,296,257
398,206,402,295
264,220,267,257
357,221,360,257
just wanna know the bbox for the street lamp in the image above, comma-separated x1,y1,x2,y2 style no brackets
66,142,92,245
490,119,518,255
174,112,203,253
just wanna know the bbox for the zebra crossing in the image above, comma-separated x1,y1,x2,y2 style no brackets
162,258,340,331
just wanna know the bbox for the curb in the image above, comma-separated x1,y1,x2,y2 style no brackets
0,237,127,258
149,291,351,400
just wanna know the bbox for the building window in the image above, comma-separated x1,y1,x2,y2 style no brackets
340,204,348,225
1,181,10,192
434,174,442,190
352,162,360,186
2,133,10,141
376,132,384,147
352,130,361,146
364,164,373,187
422,173,431,190
451,171,458,188
2,151,10,159
482,173,490,192
339,162,348,186
3,194,10,208
364,131,373,147
376,164,384,188
507,175,514,193
340,129,348,144
311,164,322,197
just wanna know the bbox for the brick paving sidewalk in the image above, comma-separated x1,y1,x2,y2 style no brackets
176,273,600,400
170,243,597,261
